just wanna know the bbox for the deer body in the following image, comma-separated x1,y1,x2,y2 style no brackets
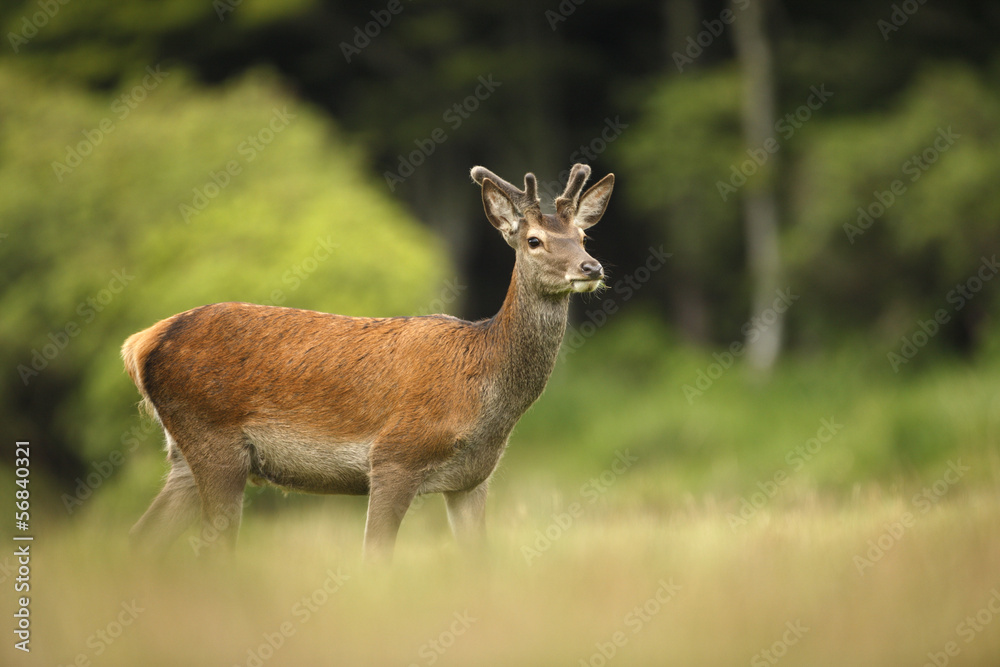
124,164,613,559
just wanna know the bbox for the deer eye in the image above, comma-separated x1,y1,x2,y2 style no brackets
527,237,542,249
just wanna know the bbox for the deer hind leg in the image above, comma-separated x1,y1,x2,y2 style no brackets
130,434,202,551
444,481,490,547
137,422,251,555
179,430,252,554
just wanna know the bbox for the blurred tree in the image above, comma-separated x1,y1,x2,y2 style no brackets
617,3,1000,359
786,65,1000,356
732,0,783,371
616,68,744,343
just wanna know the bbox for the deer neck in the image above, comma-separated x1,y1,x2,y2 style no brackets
485,265,570,416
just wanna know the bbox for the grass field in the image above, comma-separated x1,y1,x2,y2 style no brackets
7,319,1000,666
6,474,1000,667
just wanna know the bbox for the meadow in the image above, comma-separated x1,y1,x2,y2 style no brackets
6,316,999,666
7,484,1000,667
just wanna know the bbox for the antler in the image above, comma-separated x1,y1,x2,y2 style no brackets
470,166,540,214
554,163,592,220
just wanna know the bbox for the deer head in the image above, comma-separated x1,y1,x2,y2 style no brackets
470,163,614,296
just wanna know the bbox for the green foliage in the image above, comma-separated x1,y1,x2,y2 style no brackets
787,65,1000,347
0,63,450,464
618,68,743,232
511,313,1000,497
1,0,318,82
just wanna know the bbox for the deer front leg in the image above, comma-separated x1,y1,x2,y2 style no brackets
444,481,489,547
363,463,422,562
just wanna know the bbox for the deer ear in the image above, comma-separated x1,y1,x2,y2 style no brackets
574,173,614,229
482,178,520,237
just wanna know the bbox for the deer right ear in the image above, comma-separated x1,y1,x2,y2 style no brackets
481,178,520,239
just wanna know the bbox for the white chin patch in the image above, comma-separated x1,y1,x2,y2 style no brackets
570,279,602,293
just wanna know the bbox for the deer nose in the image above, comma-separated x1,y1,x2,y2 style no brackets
580,259,603,279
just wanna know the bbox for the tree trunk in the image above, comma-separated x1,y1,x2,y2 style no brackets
731,0,783,372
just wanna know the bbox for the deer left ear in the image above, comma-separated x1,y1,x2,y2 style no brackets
481,178,520,240
574,173,614,229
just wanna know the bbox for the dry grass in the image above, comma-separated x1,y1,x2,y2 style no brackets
8,482,1000,667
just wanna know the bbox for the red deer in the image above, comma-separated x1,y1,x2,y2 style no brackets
122,163,613,560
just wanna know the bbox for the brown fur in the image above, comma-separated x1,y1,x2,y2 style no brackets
124,164,614,560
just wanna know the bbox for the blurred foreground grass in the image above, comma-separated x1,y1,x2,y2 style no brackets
5,480,999,666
